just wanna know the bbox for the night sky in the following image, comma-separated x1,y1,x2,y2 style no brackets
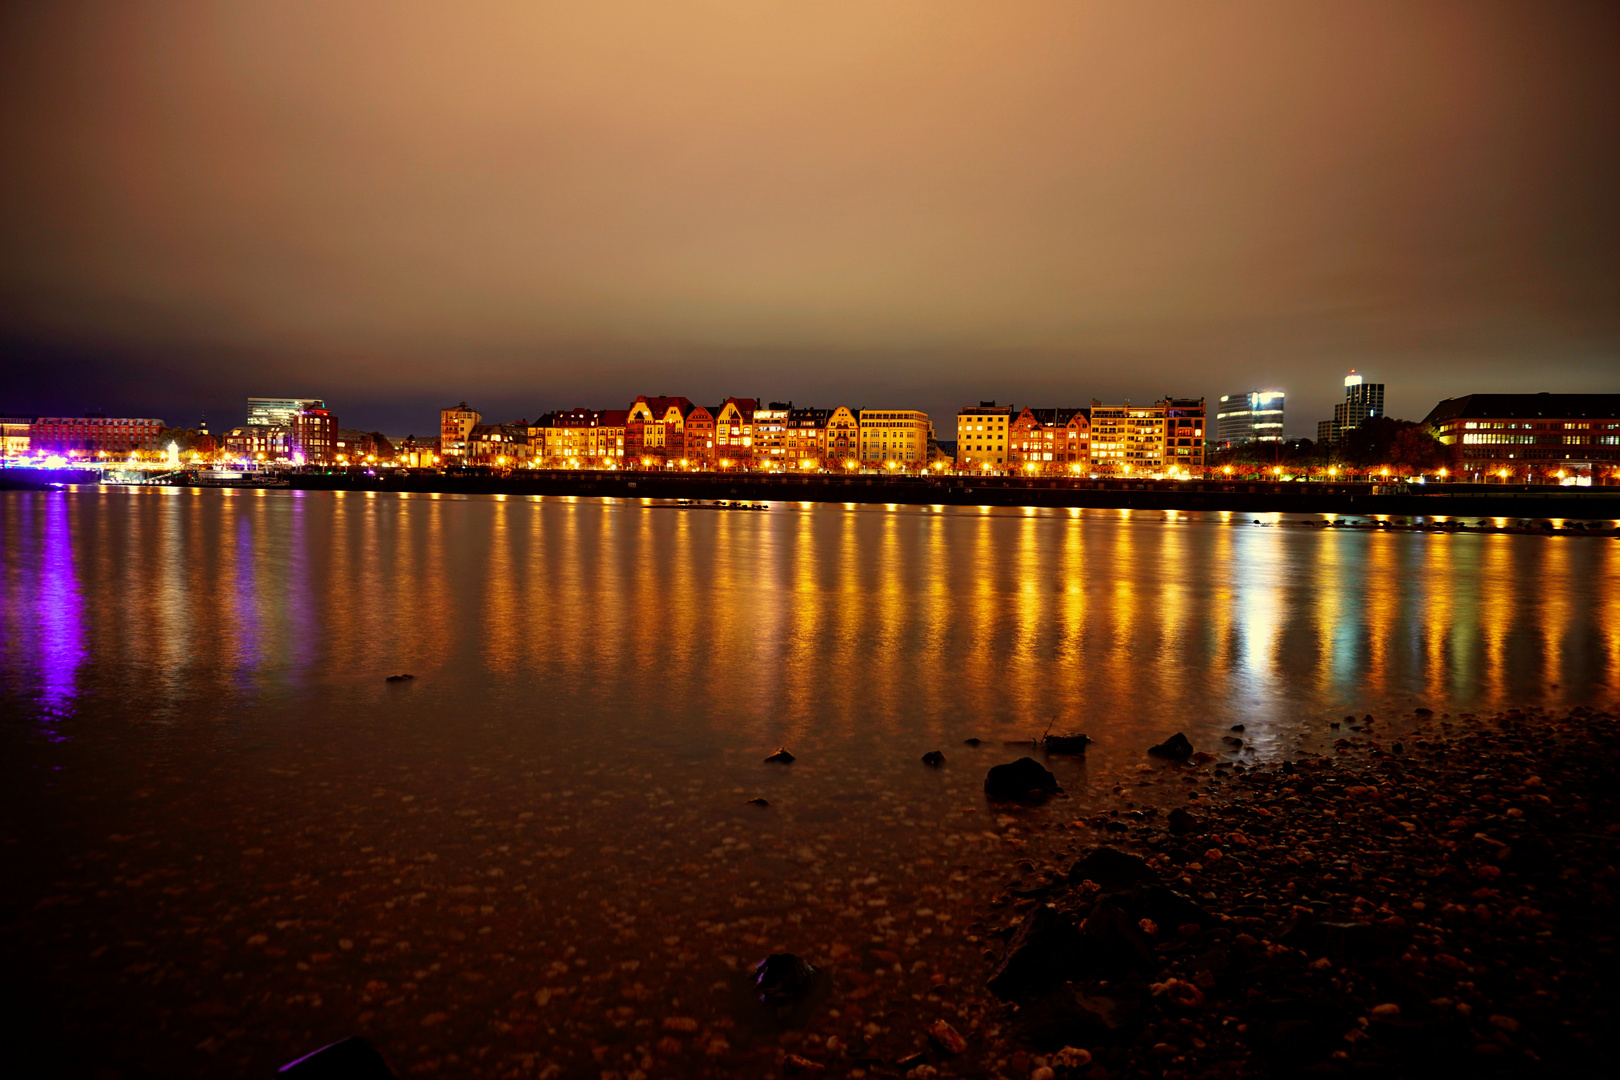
2,1,1616,437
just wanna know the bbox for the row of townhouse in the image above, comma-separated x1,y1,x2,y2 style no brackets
441,398,940,470
438,395,1206,475
962,398,1205,475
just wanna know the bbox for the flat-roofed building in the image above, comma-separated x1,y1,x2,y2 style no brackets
751,402,793,465
1009,408,1091,474
956,402,1013,470
3,416,35,460
1318,372,1384,446
247,397,325,427
859,409,929,466
30,416,166,457
468,423,531,467
1088,397,1205,476
1423,393,1620,480
1216,390,1285,445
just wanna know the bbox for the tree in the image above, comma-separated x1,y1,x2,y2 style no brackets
1337,417,1444,470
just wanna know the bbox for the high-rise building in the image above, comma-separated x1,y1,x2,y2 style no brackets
956,402,1014,469
1216,391,1285,445
1319,372,1385,446
247,397,326,426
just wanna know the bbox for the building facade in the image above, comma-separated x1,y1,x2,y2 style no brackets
27,416,167,457
713,398,758,466
247,397,325,427
825,407,860,466
1088,398,1205,475
956,403,1013,469
785,407,832,466
440,403,482,462
859,409,930,466
2,417,32,460
751,403,793,466
1215,391,1285,445
1423,394,1620,478
1009,408,1091,473
468,423,531,467
625,396,698,466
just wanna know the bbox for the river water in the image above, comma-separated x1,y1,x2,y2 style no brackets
2,487,1617,1076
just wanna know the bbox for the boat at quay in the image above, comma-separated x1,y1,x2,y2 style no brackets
279,468,1620,522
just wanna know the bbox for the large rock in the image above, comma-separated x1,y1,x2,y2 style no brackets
986,905,1084,999
1043,733,1092,754
753,953,819,1011
1067,847,1160,890
1075,897,1155,975
1148,733,1194,760
984,757,1062,801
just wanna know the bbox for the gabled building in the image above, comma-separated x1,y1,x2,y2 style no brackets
713,398,759,466
825,406,860,466
1009,408,1091,473
625,396,697,466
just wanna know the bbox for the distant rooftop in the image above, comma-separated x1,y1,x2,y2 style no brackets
1423,393,1620,425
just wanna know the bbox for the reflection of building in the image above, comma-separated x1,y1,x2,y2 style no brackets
1423,394,1620,477
440,403,481,462
859,409,930,465
1009,408,1091,473
1216,391,1284,445
956,403,1013,469
30,416,166,456
1088,398,1205,475
1319,372,1383,446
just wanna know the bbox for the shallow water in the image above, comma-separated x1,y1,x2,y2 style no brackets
2,488,1617,1075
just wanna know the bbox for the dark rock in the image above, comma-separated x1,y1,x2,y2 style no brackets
753,953,818,1011
1230,724,1245,732
1247,996,1354,1070
1277,917,1394,963
745,797,769,807
986,905,1085,999
1075,897,1155,975
1013,984,1145,1050
384,674,414,682
984,757,1062,801
1067,847,1160,889
1148,732,1194,760
1221,736,1243,748
764,748,796,764
963,738,982,746
279,1036,396,1079
922,750,946,767
1043,733,1092,754
1132,885,1215,930
1166,807,1202,835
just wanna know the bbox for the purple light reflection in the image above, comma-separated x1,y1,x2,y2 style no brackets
35,494,87,736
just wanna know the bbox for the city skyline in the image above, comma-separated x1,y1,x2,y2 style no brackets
3,2,1617,437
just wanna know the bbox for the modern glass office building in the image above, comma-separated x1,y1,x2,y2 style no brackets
1215,390,1285,445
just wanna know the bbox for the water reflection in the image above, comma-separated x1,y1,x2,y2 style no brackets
1,491,1617,754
